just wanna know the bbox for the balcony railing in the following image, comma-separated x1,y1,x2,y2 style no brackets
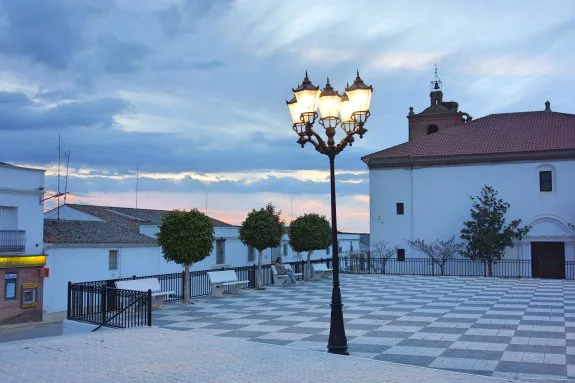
0,230,26,252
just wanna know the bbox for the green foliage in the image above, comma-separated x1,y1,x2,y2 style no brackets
157,209,215,266
239,203,285,289
289,213,331,254
239,203,284,251
460,185,530,274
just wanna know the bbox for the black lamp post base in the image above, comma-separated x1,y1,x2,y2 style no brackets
327,346,350,355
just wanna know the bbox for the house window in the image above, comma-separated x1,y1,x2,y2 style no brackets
427,124,439,134
283,243,288,256
216,239,226,264
271,246,281,259
397,248,405,262
108,250,119,270
247,246,255,262
21,283,39,308
539,171,552,192
396,203,404,215
4,272,17,300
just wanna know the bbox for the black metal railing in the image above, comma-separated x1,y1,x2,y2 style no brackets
67,258,333,329
67,282,152,330
339,256,575,279
0,230,25,252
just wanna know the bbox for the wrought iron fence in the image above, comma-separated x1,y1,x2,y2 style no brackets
0,230,25,252
339,256,575,279
67,282,152,330
67,259,332,329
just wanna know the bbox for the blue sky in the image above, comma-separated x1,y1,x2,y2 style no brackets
1,0,574,231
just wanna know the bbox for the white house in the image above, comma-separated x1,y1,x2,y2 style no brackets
43,204,360,316
0,162,46,324
363,80,575,279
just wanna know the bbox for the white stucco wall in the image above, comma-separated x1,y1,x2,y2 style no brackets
0,165,45,255
369,159,575,264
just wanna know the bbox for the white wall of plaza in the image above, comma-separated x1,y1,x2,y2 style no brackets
0,165,45,255
43,223,362,314
369,159,575,269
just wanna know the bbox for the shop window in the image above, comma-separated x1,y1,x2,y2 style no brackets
4,272,17,300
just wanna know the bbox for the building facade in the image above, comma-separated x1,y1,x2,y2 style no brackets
43,204,362,315
363,92,575,278
0,162,46,324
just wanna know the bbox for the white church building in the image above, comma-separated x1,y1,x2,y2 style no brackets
363,77,575,279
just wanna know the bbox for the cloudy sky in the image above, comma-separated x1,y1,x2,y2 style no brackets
1,0,574,232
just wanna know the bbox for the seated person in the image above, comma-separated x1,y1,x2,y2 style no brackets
275,257,298,285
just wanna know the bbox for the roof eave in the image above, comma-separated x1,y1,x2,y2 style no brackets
365,149,575,169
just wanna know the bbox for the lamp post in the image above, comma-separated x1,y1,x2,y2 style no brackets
286,71,373,355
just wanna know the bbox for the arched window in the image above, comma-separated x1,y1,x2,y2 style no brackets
427,125,439,135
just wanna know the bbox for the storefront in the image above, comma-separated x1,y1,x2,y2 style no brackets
0,255,46,325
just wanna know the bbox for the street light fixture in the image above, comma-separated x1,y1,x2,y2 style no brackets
40,192,67,203
286,71,373,355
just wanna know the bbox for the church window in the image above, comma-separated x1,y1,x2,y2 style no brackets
397,249,405,262
427,125,439,134
396,203,404,215
539,171,553,192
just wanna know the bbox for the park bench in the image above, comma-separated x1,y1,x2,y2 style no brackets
207,270,249,297
114,278,175,309
312,263,333,280
271,264,303,286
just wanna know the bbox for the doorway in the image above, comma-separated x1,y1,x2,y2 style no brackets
531,242,565,279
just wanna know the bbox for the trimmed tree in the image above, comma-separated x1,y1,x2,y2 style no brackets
407,236,464,275
460,185,530,277
370,240,397,274
289,213,331,281
239,203,284,289
157,209,214,304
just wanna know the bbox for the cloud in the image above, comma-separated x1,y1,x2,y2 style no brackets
370,51,443,72
0,91,130,130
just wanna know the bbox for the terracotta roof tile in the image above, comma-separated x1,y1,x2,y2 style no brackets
363,111,575,164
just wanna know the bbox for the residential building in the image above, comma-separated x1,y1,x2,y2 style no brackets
43,204,359,316
362,76,575,278
0,162,46,324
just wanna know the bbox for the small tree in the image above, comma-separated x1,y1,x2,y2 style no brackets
289,213,331,281
407,236,464,275
460,185,530,277
370,240,397,274
239,203,284,289
157,209,214,304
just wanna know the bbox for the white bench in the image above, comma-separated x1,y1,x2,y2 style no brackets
271,265,303,286
207,270,249,297
114,278,175,309
312,263,333,280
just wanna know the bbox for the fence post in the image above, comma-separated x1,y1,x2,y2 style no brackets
181,271,185,300
367,253,371,274
100,285,107,326
67,282,72,320
147,289,152,326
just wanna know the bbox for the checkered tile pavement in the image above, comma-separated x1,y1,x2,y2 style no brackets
153,275,575,381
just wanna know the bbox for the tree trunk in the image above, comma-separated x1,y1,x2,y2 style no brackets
382,258,387,275
183,263,190,304
440,262,445,276
306,251,312,281
256,250,263,289
487,260,493,277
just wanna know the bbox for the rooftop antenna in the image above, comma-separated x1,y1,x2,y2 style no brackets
63,150,70,205
136,164,139,209
57,134,61,220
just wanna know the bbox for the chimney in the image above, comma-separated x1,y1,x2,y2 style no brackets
544,100,551,112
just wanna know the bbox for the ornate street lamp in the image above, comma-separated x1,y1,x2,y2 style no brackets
286,71,373,355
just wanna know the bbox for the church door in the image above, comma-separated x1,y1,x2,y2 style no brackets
531,242,565,279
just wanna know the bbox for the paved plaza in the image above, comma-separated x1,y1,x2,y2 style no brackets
0,327,522,383
154,274,575,381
